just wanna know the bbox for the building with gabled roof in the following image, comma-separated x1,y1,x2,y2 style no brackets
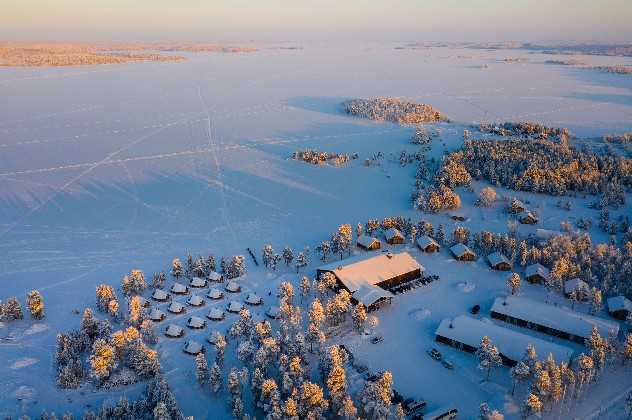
151,289,170,302
519,211,538,225
168,301,185,314
491,296,619,344
385,228,405,245
564,278,590,300
171,282,188,295
450,243,476,261
186,316,206,329
225,281,241,293
208,271,223,282
525,263,550,284
245,293,262,306
207,308,225,321
353,283,394,311
183,340,203,355
187,294,205,307
487,251,511,271
190,277,207,288
416,235,440,253
435,315,574,366
227,301,244,313
607,296,632,320
357,234,381,250
164,324,184,338
207,288,223,300
149,308,166,322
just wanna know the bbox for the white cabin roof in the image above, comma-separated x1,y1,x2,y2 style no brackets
450,243,475,258
227,301,244,312
353,283,394,307
526,263,550,280
184,340,203,354
168,301,185,313
171,282,188,293
436,315,574,364
607,296,632,313
188,294,204,306
317,252,423,293
190,277,207,287
207,308,224,320
491,296,619,339
187,316,205,328
246,293,262,304
165,324,183,336
149,309,165,320
208,271,222,281
416,235,439,249
225,281,240,292
564,278,589,295
385,227,404,240
487,251,509,267
152,289,169,300
207,288,223,299
357,234,380,248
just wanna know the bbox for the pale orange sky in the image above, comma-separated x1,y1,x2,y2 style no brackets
1,0,631,42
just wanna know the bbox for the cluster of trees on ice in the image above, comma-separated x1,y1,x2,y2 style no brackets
343,98,448,124
477,122,570,142
170,253,246,281
0,290,44,321
261,245,310,273
291,149,355,166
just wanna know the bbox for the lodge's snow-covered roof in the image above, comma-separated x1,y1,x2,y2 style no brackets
245,293,262,305
183,340,203,354
416,235,439,250
436,315,575,364
225,281,241,292
188,294,204,306
385,227,404,241
266,306,280,319
353,283,394,308
168,301,185,313
227,301,244,313
151,289,169,301
607,296,632,313
207,308,225,320
187,316,206,328
165,324,183,337
149,308,165,321
487,251,510,267
317,252,423,293
526,263,550,280
171,282,188,294
450,243,475,258
190,277,207,288
564,278,589,295
357,234,380,248
207,288,223,299
491,296,619,339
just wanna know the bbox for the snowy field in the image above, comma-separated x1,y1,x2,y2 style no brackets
1,42,632,418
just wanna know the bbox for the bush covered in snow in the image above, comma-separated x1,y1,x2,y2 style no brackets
478,121,570,141
343,97,448,124
291,149,352,166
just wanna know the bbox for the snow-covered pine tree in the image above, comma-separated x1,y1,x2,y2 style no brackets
282,247,294,266
151,272,166,289
510,361,530,395
507,273,521,296
26,290,44,319
95,284,115,312
210,362,222,394
300,276,311,302
171,258,183,279
352,304,367,332
81,308,99,341
476,336,502,381
195,353,209,385
2,296,24,321
262,244,275,268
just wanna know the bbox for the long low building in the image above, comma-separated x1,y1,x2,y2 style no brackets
316,252,422,309
435,315,575,366
491,296,620,344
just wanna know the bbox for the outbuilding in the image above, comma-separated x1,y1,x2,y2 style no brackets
564,278,590,300
225,281,241,293
171,282,189,295
525,263,550,284
151,289,170,302
450,243,476,261
357,234,381,250
207,288,224,300
245,293,263,306
519,211,538,225
188,294,205,307
164,324,184,338
186,316,206,329
487,251,511,271
385,228,405,245
183,340,203,355
509,199,526,214
227,301,244,313
149,308,166,322
353,283,394,311
416,235,440,253
207,308,225,321
208,271,223,283
190,277,207,288
607,296,632,320
168,301,185,314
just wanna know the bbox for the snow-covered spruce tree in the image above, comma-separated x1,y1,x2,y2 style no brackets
476,187,497,207
590,288,603,315
300,276,311,302
510,361,530,396
359,371,393,420
352,304,368,332
226,255,247,279
214,333,227,366
95,284,115,312
522,393,542,418
269,253,281,271
2,296,24,321
171,258,183,279
479,402,504,420
436,224,446,244
151,272,166,289
262,244,275,268
128,295,146,327
204,255,217,275
185,254,194,279
507,273,521,296
81,308,99,341
298,381,328,418
152,402,172,420
141,319,158,345
195,352,209,385
108,299,120,321
622,334,632,366
586,326,607,372
295,247,309,273
26,290,44,319
121,269,146,296
476,336,503,381
210,362,222,394
338,395,358,419
282,247,294,267
574,353,594,396
89,338,115,382
316,240,331,262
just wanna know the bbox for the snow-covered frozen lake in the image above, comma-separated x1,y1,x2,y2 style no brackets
1,42,631,418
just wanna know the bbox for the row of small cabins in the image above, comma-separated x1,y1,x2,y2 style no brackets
436,296,620,365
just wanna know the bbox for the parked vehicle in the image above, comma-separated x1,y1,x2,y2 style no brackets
403,398,427,415
422,407,458,420
426,348,442,360
470,304,481,314
441,359,455,370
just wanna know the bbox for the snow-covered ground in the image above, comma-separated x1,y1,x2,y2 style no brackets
1,42,631,418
